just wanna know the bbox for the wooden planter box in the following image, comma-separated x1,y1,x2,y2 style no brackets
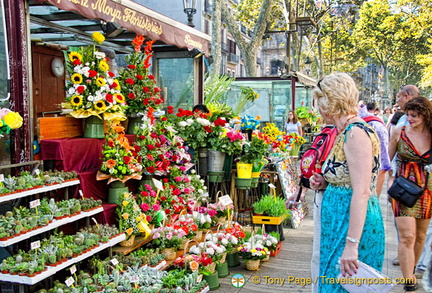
252,215,286,225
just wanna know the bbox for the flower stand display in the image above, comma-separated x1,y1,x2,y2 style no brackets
83,116,105,138
107,181,129,204
223,155,233,181
216,262,229,278
245,259,260,271
203,271,220,290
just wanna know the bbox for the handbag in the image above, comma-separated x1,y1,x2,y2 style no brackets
388,176,423,207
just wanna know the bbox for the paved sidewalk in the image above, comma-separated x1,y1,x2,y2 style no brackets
217,189,429,292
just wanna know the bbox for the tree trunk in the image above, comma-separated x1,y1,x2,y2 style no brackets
221,0,273,77
209,0,222,78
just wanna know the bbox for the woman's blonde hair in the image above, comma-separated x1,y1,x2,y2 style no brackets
312,72,359,118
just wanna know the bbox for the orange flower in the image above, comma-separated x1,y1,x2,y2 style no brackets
189,260,199,272
132,35,145,52
122,213,129,219
113,123,125,133
106,159,116,169
126,227,133,235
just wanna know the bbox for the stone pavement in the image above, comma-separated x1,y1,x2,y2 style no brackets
216,188,430,292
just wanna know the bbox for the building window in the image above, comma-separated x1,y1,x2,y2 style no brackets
0,0,9,103
204,19,210,35
228,39,236,54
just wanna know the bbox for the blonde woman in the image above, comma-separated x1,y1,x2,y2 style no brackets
310,73,384,292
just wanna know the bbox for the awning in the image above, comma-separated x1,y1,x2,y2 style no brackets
43,0,211,55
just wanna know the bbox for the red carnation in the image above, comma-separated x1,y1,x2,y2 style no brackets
139,135,146,140
143,87,150,93
128,93,135,100
108,141,114,147
163,178,169,183
161,117,167,121
143,98,149,105
160,196,166,201
72,59,82,66
134,145,141,152
105,94,114,103
123,156,131,164
146,144,155,150
111,82,119,89
147,154,154,161
88,70,97,78
125,78,134,85
146,166,155,173
127,64,136,69
77,86,85,94
204,126,212,133
108,71,115,77
148,74,155,80
165,209,171,214
136,74,143,80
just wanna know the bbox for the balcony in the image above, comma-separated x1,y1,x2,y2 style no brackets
240,25,247,34
256,57,261,65
228,53,239,64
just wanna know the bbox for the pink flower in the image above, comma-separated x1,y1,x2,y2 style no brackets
183,188,191,194
150,190,157,197
166,232,172,240
175,176,182,182
146,215,152,222
208,209,218,217
153,204,161,211
141,203,150,212
183,177,190,183
152,232,160,239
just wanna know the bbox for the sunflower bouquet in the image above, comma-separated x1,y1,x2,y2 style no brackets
62,32,126,121
119,35,164,117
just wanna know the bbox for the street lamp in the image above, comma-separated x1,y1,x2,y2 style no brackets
182,0,197,28
304,56,312,76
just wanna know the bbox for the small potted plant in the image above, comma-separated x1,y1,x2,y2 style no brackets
237,238,269,271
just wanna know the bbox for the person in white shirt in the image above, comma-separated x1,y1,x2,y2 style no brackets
285,110,303,136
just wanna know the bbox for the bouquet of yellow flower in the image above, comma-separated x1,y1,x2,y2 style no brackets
286,132,306,156
116,191,151,240
62,32,126,121
97,122,143,183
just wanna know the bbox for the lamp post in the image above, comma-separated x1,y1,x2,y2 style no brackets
182,0,197,28
304,56,312,76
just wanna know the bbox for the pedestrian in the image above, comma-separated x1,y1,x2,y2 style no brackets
310,73,385,292
383,107,393,125
359,102,391,196
284,110,303,136
192,104,209,117
388,96,432,292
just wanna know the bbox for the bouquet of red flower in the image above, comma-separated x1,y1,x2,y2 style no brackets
97,122,142,183
119,35,164,116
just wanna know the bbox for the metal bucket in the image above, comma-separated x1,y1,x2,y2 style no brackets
208,150,226,172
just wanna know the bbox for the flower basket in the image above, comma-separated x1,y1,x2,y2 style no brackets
194,230,203,242
220,252,227,263
245,259,260,271
162,247,177,261
119,234,135,247
207,262,216,274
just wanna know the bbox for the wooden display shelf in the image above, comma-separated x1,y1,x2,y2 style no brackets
0,179,80,204
112,234,153,255
0,206,103,247
0,234,125,285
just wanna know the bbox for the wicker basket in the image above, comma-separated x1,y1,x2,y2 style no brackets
262,254,270,262
220,252,227,263
162,247,177,261
245,259,260,271
194,230,203,242
207,262,216,274
119,235,135,247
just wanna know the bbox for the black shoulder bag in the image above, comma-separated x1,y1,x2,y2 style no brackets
388,151,431,208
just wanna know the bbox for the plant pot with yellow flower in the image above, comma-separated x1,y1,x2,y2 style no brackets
237,235,269,271
62,31,127,138
0,108,23,137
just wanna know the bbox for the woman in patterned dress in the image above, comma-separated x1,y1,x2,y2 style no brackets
388,96,432,292
309,73,385,292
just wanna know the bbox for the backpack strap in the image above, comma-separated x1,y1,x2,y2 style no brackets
362,115,385,125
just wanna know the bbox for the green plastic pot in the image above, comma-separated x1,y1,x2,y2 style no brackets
203,271,220,290
216,262,229,278
235,177,252,190
83,116,104,138
226,252,240,267
208,171,224,183
251,177,259,188
108,181,128,204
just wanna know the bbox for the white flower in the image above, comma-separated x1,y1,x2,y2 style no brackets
198,189,203,194
191,169,196,174
215,246,225,253
206,247,215,255
94,51,106,59
231,237,238,245
186,118,194,124
87,95,95,102
265,240,272,247
179,121,188,127
196,117,211,126
205,214,212,223
189,245,200,254
221,238,229,245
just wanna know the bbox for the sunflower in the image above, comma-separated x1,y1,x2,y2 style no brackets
99,60,109,72
92,31,105,44
71,73,83,84
68,51,82,63
94,100,107,112
96,77,106,87
70,95,83,107
114,93,125,104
